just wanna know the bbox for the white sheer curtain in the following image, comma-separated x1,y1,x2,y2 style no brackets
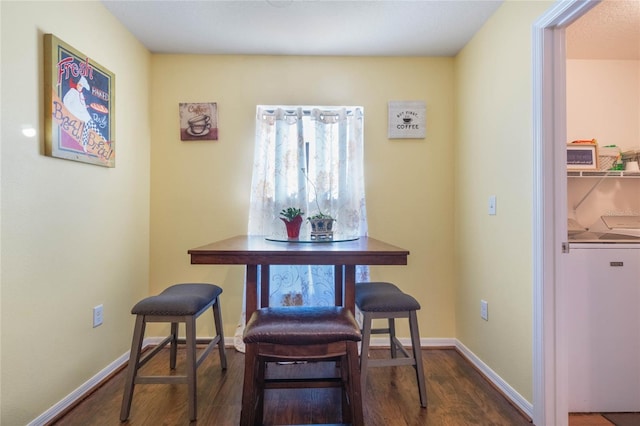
233,105,369,351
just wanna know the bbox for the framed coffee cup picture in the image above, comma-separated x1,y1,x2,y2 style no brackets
179,102,218,141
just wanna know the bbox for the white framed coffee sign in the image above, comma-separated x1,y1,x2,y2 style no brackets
179,102,218,141
388,101,426,139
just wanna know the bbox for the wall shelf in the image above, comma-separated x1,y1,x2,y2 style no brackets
568,170,640,178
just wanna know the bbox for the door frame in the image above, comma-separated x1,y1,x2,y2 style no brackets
532,1,600,425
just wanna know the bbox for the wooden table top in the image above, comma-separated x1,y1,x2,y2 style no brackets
188,235,410,266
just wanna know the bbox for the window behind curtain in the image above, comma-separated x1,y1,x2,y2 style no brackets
234,105,369,351
248,106,368,236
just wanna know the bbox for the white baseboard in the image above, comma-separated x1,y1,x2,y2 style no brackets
454,340,533,419
30,337,532,424
28,338,165,426
369,337,532,419
28,352,129,426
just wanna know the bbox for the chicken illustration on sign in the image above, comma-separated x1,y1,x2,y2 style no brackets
44,34,115,167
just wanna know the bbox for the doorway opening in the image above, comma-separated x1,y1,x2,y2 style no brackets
532,1,600,425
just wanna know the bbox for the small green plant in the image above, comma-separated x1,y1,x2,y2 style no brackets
279,207,304,222
307,212,333,221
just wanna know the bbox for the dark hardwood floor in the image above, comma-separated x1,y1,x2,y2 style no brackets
50,347,532,426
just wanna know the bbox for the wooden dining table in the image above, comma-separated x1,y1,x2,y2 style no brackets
188,235,410,322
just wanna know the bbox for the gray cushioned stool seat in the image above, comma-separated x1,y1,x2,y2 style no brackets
355,281,401,294
132,283,223,316
355,282,420,312
121,283,227,422
355,281,427,408
240,306,364,425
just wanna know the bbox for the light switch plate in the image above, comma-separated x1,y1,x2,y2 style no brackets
488,195,497,215
481,300,488,321
93,304,103,328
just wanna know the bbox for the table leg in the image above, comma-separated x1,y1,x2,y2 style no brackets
246,265,258,324
344,265,356,314
260,264,270,309
334,265,343,307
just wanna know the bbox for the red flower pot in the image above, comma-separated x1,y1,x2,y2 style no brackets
281,216,303,239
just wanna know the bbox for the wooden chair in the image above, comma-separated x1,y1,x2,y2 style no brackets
120,283,227,422
355,281,427,407
240,306,364,425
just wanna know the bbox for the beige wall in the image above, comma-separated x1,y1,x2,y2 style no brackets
454,0,553,403
149,55,457,341
0,1,151,424
567,59,640,151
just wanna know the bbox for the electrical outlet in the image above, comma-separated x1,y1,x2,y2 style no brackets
480,300,488,321
93,304,103,328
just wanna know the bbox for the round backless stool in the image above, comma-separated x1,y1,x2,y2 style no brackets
240,306,364,426
120,283,227,422
355,281,427,407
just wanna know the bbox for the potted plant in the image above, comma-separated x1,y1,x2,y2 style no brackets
301,169,335,240
307,212,334,240
279,207,304,239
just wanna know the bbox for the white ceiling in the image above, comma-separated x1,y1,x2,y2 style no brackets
566,0,640,60
101,0,503,57
101,0,639,59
